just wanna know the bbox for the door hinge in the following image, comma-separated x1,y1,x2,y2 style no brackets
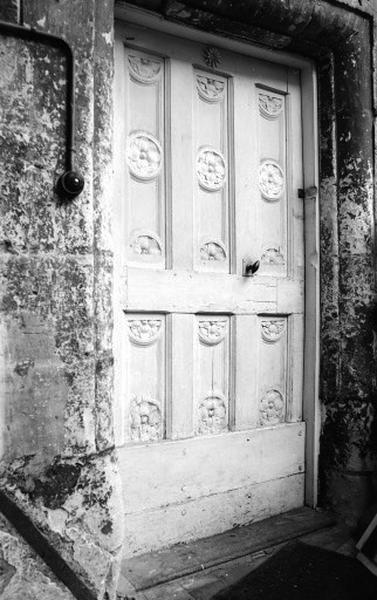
298,186,318,199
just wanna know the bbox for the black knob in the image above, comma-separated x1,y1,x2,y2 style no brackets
56,170,84,200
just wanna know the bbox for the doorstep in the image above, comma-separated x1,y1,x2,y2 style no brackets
119,506,335,592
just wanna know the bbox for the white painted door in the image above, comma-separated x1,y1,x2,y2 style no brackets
114,23,305,558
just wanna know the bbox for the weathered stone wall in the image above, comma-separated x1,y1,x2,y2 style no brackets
0,1,123,598
0,512,74,600
318,18,376,523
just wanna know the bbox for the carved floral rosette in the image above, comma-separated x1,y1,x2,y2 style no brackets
261,319,285,343
259,389,285,426
258,160,285,201
130,230,162,257
128,55,162,84
196,147,226,191
258,93,284,120
198,394,227,435
196,74,225,102
130,394,162,442
200,239,227,262
126,131,163,180
128,319,162,346
198,320,227,346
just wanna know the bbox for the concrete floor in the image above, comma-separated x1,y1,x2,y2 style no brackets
117,521,355,600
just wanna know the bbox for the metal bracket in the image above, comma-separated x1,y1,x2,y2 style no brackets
298,186,318,199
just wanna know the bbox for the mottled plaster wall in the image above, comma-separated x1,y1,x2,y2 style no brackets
0,1,123,598
316,6,376,524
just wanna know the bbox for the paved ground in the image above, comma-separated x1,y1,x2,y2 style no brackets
117,523,354,599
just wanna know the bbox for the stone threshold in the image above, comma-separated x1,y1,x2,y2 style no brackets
120,506,335,591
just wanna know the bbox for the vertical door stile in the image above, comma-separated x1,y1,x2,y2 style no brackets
234,67,258,274
168,57,195,438
113,38,127,446
170,58,194,272
233,64,259,430
234,314,259,430
286,67,304,423
169,313,194,439
228,75,236,276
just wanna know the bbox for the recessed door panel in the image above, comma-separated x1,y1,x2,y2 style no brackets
125,49,166,267
194,69,230,272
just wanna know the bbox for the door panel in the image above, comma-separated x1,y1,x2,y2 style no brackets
125,49,167,268
114,22,305,556
194,315,230,435
194,69,230,273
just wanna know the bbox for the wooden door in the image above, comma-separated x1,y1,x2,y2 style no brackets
114,23,305,557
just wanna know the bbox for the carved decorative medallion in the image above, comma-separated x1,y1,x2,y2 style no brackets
196,74,225,102
130,395,162,442
128,319,162,346
198,394,227,435
197,147,226,191
261,319,285,342
198,320,227,346
258,160,285,201
202,46,222,69
128,55,162,84
126,132,162,180
259,389,285,426
200,240,227,262
130,231,162,256
261,247,285,266
258,93,284,119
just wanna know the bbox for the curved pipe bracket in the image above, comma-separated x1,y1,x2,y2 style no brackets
0,20,84,201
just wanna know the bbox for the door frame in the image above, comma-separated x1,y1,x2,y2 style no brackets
114,2,320,508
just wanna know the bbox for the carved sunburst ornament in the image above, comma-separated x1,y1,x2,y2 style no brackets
202,46,222,69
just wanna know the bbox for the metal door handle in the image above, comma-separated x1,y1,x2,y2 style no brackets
242,257,260,277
